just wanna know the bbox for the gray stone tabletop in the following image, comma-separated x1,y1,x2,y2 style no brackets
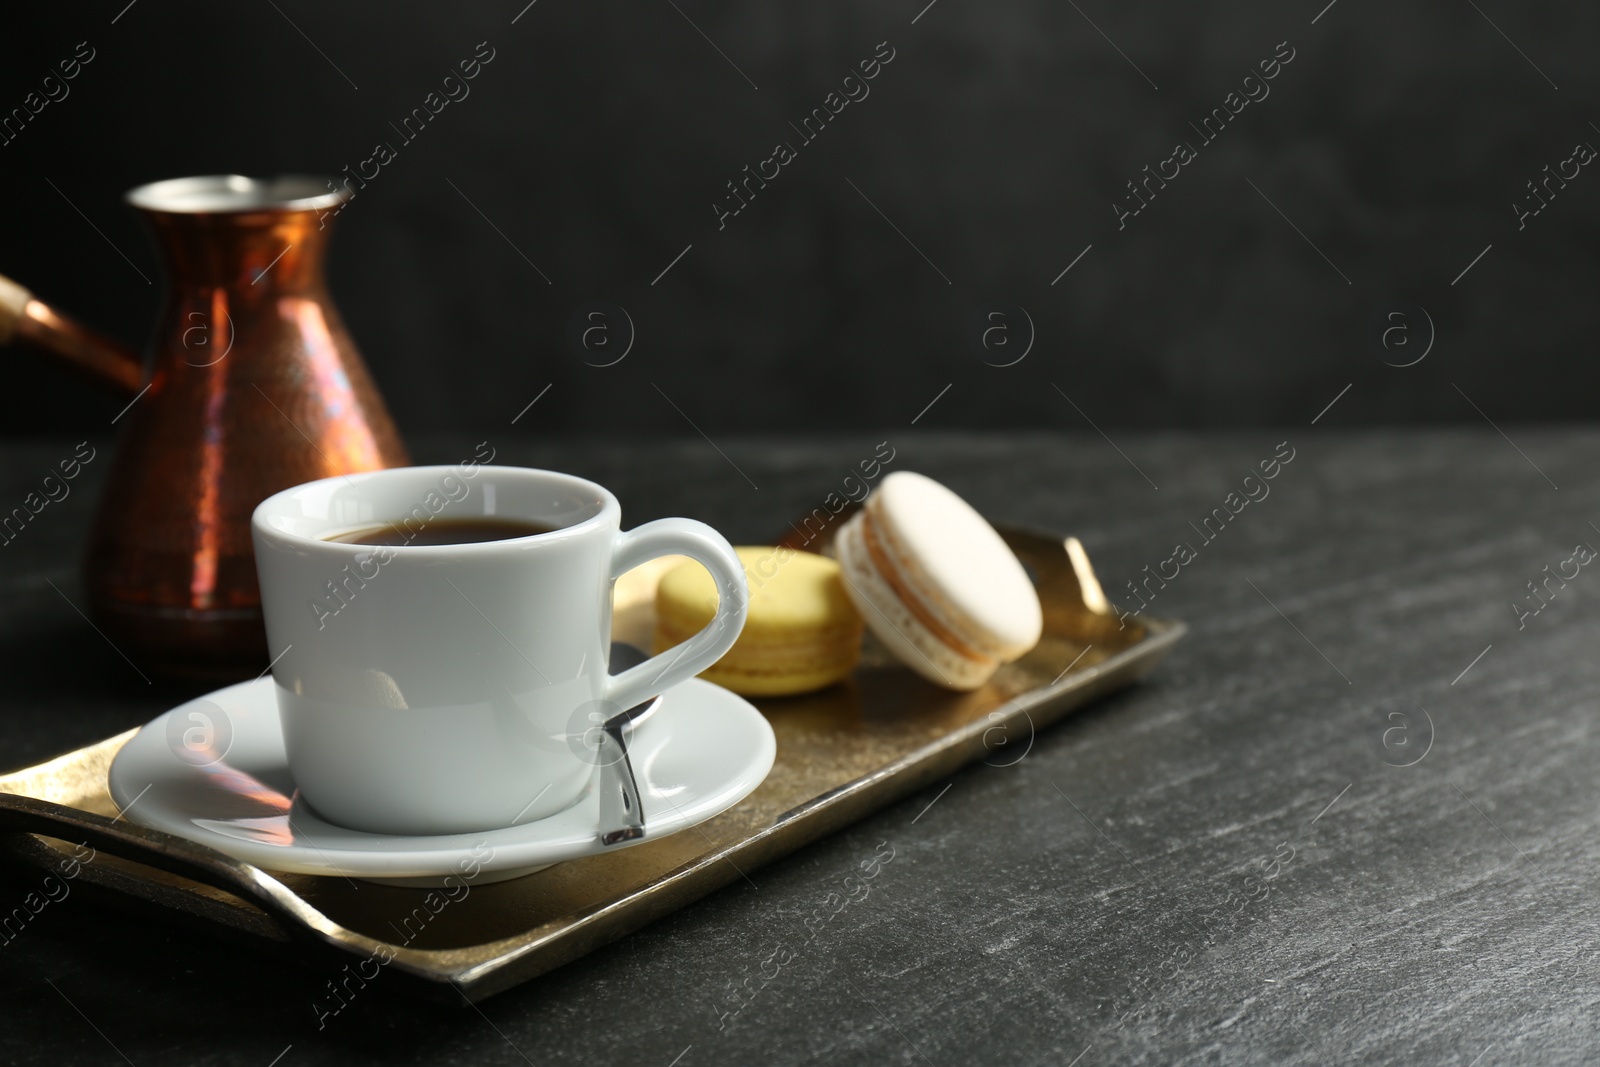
1,429,1596,1065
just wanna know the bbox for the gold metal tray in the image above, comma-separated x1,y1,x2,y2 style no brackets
0,527,1182,1003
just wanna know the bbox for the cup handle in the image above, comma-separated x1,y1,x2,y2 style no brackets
604,518,748,710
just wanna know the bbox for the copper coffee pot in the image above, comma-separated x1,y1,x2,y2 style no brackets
0,175,408,678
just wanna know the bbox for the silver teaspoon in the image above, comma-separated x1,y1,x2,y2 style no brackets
597,643,663,845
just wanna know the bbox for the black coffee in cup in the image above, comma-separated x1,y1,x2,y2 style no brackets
322,517,557,548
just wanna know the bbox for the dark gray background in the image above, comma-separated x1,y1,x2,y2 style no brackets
2,1,1595,438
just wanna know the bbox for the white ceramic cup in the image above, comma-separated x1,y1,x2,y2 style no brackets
251,465,749,836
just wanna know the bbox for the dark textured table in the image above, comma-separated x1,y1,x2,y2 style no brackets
2,430,1595,1065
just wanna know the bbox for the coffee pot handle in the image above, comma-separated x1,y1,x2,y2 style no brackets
604,518,748,711
0,271,144,394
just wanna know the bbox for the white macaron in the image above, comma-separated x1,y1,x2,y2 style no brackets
835,471,1042,690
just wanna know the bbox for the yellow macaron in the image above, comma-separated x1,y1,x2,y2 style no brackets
654,546,864,697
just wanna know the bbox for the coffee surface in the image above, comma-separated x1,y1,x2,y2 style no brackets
322,517,558,547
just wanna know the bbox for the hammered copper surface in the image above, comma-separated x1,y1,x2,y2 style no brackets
1,181,409,677
0,529,1182,1003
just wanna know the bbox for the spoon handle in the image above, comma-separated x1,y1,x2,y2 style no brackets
598,722,646,846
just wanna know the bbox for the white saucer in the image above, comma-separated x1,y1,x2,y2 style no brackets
107,676,775,886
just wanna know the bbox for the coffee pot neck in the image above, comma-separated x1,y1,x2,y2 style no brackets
143,209,333,292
